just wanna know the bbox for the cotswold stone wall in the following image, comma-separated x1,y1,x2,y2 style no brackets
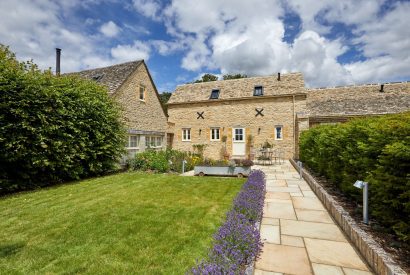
168,95,307,160
113,64,168,133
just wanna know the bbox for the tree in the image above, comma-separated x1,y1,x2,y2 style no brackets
159,92,172,115
194,73,218,83
0,45,126,194
223,74,247,80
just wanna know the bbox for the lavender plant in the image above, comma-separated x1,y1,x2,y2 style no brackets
191,170,266,274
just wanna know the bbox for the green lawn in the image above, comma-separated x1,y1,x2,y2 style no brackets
0,172,243,274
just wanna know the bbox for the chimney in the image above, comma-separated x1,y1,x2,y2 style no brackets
277,72,281,81
380,84,384,92
56,48,61,76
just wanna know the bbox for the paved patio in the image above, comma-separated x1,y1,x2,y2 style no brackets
253,161,374,275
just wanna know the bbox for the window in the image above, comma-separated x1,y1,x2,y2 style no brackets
182,129,191,141
128,135,140,148
275,126,283,140
139,85,145,101
145,136,163,148
254,86,263,96
210,128,220,141
210,89,220,99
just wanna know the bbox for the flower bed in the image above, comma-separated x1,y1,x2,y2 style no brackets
191,170,266,274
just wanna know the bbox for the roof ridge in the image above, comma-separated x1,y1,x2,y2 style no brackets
70,59,143,74
307,80,410,91
176,72,303,88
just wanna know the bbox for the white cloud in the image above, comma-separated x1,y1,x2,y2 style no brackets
132,0,161,21
161,0,409,87
111,41,151,62
150,40,185,55
99,21,121,37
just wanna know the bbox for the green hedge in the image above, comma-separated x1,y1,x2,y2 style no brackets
300,112,410,243
0,45,126,194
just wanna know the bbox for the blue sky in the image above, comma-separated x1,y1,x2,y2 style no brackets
1,0,409,92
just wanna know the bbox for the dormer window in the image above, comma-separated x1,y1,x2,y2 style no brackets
254,86,263,96
210,89,220,99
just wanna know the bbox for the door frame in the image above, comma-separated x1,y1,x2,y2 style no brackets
232,127,246,156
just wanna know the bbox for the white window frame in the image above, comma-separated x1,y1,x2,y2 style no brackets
145,136,163,148
182,128,191,141
275,126,283,140
127,135,140,149
210,127,220,141
139,85,145,101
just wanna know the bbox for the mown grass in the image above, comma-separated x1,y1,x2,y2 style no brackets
0,172,244,274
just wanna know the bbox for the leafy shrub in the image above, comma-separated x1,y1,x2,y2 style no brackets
0,45,125,194
128,150,169,173
299,112,410,243
191,170,265,274
128,149,202,173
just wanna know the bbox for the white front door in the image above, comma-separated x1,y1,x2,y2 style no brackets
232,128,246,156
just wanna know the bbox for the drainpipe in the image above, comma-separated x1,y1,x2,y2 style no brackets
56,48,61,76
292,95,296,159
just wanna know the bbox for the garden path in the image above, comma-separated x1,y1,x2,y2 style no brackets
253,161,374,275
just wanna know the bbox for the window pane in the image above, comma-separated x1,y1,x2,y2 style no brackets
216,129,220,139
139,86,145,100
129,135,139,147
210,89,219,99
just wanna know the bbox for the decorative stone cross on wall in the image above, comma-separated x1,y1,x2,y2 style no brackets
197,111,204,119
255,108,264,117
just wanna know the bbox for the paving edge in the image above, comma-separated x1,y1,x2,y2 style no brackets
290,158,406,275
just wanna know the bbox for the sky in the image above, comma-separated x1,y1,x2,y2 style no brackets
0,0,409,92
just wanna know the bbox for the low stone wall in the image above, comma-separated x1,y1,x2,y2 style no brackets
289,159,406,275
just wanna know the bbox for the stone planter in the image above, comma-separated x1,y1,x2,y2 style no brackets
194,166,251,177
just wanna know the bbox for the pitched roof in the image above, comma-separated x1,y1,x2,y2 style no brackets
168,73,305,104
66,60,143,94
307,81,410,117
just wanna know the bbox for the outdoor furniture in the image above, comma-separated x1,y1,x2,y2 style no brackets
257,148,273,165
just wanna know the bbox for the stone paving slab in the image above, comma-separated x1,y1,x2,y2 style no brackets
254,162,373,275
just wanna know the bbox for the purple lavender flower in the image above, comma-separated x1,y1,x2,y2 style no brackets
190,169,266,274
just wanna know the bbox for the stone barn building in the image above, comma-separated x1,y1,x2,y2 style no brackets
168,74,410,160
70,60,168,159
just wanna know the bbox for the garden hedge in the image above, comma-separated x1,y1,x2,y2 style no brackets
299,112,410,243
0,45,125,194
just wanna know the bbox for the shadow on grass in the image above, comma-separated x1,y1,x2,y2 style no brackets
0,242,25,258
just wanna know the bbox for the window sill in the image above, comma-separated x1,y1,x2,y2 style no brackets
182,140,191,142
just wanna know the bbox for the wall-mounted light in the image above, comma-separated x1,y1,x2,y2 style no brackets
258,128,261,134
199,129,202,135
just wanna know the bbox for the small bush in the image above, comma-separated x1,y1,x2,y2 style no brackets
191,170,266,274
299,112,410,243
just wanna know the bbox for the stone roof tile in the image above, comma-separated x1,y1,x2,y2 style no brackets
168,72,305,104
307,82,410,116
66,60,143,94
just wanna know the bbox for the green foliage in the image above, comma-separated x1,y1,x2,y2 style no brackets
128,149,202,173
299,112,410,243
0,45,126,194
159,92,172,115
222,74,247,80
192,144,207,157
194,73,218,83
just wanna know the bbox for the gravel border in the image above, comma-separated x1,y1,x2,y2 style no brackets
290,159,406,275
